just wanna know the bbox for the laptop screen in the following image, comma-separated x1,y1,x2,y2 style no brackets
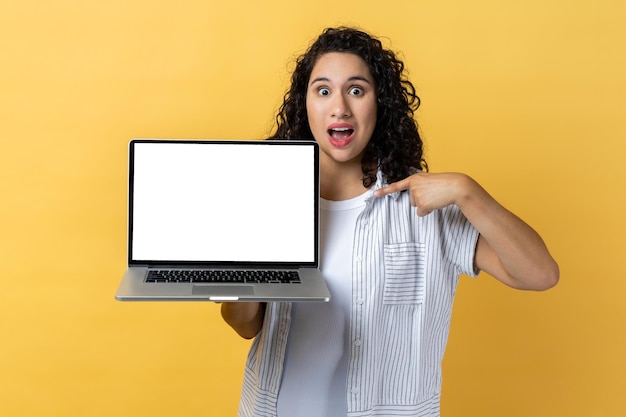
129,140,318,266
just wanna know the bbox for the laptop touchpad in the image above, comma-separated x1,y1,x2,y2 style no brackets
192,285,254,296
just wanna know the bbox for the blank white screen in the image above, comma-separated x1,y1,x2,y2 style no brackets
130,141,316,263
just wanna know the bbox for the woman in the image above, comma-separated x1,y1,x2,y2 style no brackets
221,27,559,417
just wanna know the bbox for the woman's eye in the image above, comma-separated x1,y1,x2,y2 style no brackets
349,87,363,95
318,88,331,96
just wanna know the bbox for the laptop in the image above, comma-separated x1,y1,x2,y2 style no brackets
115,139,331,302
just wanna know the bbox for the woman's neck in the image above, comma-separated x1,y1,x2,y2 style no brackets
319,161,372,201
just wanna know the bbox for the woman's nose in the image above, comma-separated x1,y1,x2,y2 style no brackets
331,94,351,118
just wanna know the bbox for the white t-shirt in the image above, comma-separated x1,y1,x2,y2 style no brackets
277,189,372,417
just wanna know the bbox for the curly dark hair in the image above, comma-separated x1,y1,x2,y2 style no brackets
269,26,427,187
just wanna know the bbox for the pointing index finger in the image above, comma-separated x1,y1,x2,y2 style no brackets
373,178,410,198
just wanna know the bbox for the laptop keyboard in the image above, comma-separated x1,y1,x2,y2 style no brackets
146,269,301,284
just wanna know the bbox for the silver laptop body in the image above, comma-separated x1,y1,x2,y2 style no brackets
115,139,330,302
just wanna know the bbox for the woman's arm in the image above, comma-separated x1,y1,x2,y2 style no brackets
374,172,559,290
454,174,559,290
220,302,266,339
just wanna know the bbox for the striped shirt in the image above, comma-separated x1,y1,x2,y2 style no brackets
238,172,480,417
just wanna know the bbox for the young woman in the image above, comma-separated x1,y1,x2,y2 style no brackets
221,27,559,417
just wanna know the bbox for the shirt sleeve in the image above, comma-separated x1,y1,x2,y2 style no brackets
439,204,480,278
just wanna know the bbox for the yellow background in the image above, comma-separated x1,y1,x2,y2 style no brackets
1,1,624,416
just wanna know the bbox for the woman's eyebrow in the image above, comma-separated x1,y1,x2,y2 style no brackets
309,76,330,86
309,76,373,86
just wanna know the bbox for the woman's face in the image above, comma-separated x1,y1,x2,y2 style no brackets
306,52,377,170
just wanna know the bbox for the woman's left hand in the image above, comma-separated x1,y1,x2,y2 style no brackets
373,172,472,216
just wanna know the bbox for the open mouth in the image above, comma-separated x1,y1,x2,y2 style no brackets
328,127,354,141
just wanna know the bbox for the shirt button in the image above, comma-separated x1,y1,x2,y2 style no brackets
356,298,364,305
355,256,362,262
351,388,359,394
354,339,362,347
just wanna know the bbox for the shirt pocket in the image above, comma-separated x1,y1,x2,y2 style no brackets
383,242,426,305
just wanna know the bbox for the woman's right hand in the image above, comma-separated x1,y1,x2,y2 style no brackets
220,302,266,339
